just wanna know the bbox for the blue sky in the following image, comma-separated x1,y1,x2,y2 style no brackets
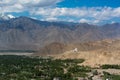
0,0,120,24
58,0,120,8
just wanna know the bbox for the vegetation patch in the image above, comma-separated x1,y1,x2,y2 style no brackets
0,55,88,80
103,71,120,80
101,64,120,69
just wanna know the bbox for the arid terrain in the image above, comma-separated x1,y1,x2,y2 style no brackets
36,39,120,67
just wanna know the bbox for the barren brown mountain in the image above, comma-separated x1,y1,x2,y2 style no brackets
50,39,120,67
0,17,120,51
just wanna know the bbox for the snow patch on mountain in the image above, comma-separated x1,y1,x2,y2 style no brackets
0,14,15,20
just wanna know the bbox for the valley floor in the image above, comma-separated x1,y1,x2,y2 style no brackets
0,52,33,56
0,55,119,80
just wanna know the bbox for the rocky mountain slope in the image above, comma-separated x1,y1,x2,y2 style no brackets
52,39,120,67
0,16,120,51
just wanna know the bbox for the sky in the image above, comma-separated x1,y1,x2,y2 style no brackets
0,0,120,24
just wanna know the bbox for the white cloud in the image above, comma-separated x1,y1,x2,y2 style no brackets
93,20,100,24
112,7,120,17
45,17,57,21
33,7,120,19
32,7,120,24
0,0,62,12
79,19,89,23
33,7,88,17
0,0,120,24
0,0,62,7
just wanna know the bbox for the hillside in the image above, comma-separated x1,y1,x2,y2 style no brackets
0,16,120,51
50,39,120,67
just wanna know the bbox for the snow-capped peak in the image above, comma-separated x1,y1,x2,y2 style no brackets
0,14,15,20
7,14,15,19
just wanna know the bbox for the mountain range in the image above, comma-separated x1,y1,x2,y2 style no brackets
0,16,120,51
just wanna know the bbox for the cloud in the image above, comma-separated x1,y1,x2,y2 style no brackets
79,19,90,23
0,0,62,7
0,0,120,24
33,7,120,19
0,0,62,12
45,17,57,21
32,7,120,24
79,18,100,24
112,7,120,17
